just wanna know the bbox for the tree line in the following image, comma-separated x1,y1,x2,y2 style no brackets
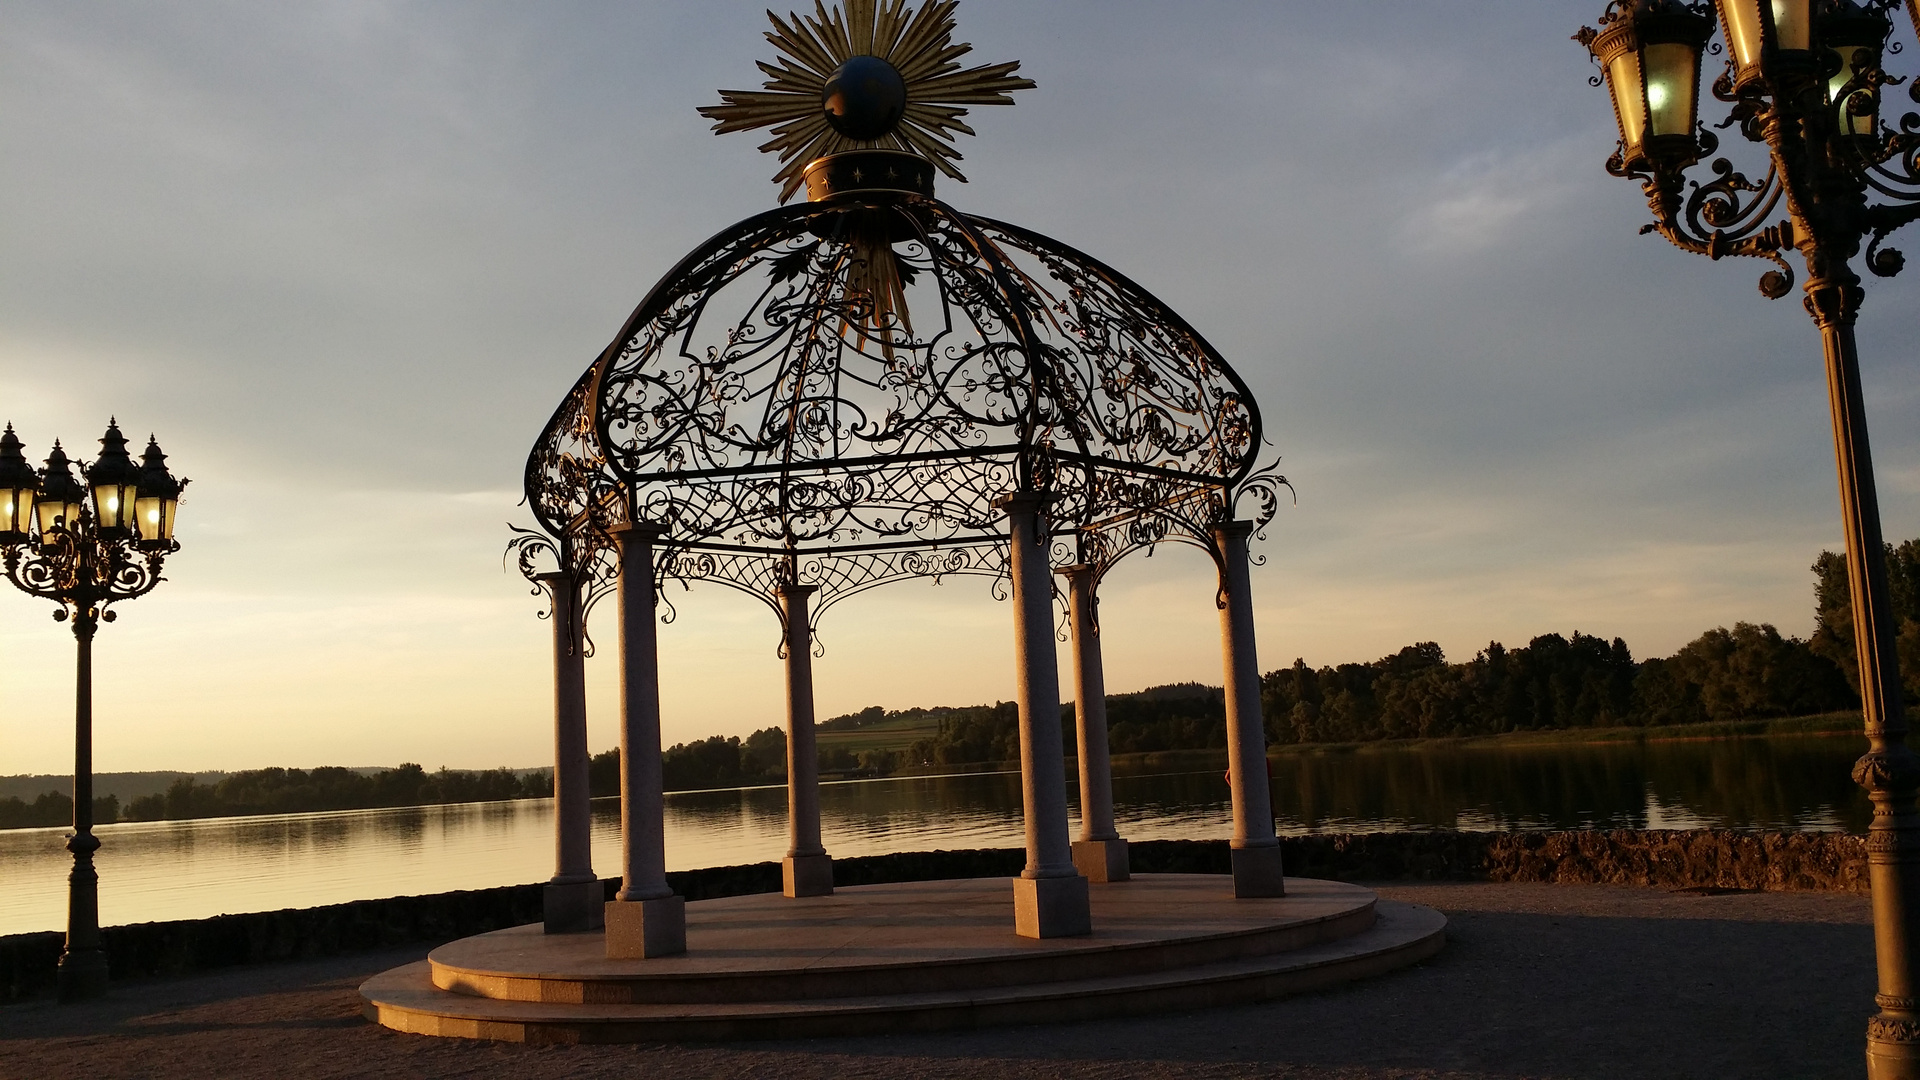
829,623,1847,768
811,539,1920,764
118,764,553,822
0,792,119,830
587,727,788,796
1812,539,1920,706
843,685,1235,770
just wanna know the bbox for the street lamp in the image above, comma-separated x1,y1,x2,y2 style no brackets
0,419,186,1002
1576,1,1920,1074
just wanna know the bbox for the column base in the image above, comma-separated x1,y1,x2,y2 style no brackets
1013,874,1092,939
543,879,605,933
1230,843,1287,898
56,948,110,1002
1072,838,1130,883
604,895,686,958
783,853,834,897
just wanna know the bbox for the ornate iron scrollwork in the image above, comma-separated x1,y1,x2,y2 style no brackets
516,190,1282,626
2,518,174,631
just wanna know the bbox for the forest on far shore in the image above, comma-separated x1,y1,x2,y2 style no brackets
7,539,1912,828
583,538,1918,790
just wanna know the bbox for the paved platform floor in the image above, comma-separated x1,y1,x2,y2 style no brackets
411,875,1384,1007
428,876,1376,988
0,881,1878,1080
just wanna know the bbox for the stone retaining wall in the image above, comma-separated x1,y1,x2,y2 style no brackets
0,829,1868,1002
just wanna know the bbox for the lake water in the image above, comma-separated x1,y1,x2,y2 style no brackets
0,733,1870,936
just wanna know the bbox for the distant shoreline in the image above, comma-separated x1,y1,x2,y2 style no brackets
0,710,1863,833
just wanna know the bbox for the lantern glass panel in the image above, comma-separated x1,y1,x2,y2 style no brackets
1828,48,1878,136
135,494,176,542
1,488,30,537
1643,42,1700,137
1771,0,1809,50
1608,48,1648,150
1719,0,1764,70
35,496,79,535
93,481,135,530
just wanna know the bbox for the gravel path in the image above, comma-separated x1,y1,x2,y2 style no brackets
0,881,1876,1080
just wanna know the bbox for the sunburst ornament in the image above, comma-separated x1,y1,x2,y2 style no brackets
699,0,1036,202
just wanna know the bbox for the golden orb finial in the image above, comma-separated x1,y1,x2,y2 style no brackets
699,0,1035,201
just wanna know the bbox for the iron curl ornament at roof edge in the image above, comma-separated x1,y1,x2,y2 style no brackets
504,521,619,659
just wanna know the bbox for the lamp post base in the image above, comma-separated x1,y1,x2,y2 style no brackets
56,947,109,1002
1071,838,1129,883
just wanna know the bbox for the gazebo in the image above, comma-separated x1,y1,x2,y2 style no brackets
361,1,1445,1040
509,0,1291,954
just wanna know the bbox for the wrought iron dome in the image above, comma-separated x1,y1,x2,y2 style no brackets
516,0,1286,627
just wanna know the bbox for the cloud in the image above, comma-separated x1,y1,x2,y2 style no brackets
1,1,1913,775
1400,140,1597,255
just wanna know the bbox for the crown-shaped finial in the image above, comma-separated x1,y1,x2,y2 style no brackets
700,0,1035,201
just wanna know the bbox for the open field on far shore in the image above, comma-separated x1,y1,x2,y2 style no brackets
813,713,941,754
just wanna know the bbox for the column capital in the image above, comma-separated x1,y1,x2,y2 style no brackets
608,521,669,544
532,570,575,585
775,581,821,599
1054,563,1095,580
993,490,1049,515
1213,519,1257,540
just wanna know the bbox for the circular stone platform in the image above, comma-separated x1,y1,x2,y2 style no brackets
361,874,1445,1043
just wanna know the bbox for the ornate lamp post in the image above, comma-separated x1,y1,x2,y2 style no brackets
1576,1,1920,1072
0,420,186,1002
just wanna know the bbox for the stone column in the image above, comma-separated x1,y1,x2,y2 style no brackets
1059,564,1127,882
604,523,685,958
778,583,833,897
539,571,602,932
1215,520,1285,897
998,493,1091,938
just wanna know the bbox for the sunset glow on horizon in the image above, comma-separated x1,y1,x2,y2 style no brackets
3,1,1915,776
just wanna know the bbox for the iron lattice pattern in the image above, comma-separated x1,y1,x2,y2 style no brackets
523,194,1283,607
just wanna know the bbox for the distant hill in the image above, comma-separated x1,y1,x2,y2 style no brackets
0,768,405,804
1,765,552,808
0,772,228,804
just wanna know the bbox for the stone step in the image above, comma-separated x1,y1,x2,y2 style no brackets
361,899,1446,1043
429,876,1380,1005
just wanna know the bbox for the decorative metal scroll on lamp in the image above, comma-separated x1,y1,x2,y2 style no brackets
515,0,1288,637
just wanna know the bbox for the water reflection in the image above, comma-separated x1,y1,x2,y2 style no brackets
1260,736,1866,834
0,734,1869,935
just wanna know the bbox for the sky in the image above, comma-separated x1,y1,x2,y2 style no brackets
2,1,1915,775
